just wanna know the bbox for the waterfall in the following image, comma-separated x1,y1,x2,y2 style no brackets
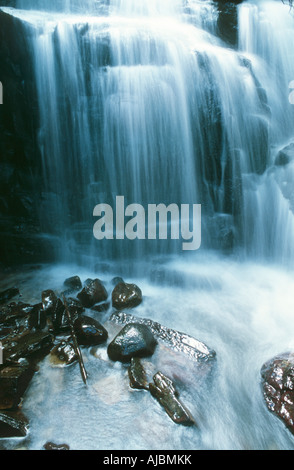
2,0,294,451
2,0,294,266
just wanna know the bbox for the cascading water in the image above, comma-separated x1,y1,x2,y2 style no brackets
1,0,294,451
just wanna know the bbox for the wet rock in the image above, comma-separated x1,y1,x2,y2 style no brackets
261,352,294,435
66,297,85,316
42,290,58,315
109,311,216,362
74,315,108,346
0,410,29,438
63,275,82,292
49,340,77,367
107,323,157,363
0,362,35,410
28,303,47,330
275,143,294,167
128,357,149,390
77,279,108,308
112,282,142,310
43,441,70,450
149,372,195,426
0,287,19,305
3,330,54,363
0,302,32,322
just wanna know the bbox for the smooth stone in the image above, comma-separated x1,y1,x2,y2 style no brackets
109,311,216,362
43,441,70,450
112,282,142,310
73,315,108,346
63,275,82,291
77,279,108,308
107,323,157,363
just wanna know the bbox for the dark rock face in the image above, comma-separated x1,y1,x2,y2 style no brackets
107,323,157,363
77,279,108,308
261,352,294,435
149,372,195,426
73,315,108,346
0,410,29,438
0,10,48,266
109,311,216,362
112,282,142,310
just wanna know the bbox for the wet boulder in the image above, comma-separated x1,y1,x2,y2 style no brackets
42,290,58,316
0,362,35,410
261,352,294,435
109,311,216,362
91,302,110,313
73,315,108,346
107,323,157,363
112,282,142,310
149,372,195,426
77,279,108,308
63,275,82,292
0,410,29,438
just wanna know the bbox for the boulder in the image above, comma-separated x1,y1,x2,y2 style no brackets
77,279,108,308
112,282,142,310
261,352,294,435
109,311,216,362
63,276,82,292
73,315,108,346
107,323,157,363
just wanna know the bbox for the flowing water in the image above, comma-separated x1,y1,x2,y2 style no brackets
1,0,294,450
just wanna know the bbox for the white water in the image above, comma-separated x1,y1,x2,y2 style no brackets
1,0,294,451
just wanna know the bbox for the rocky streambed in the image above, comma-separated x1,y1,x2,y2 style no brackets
1,258,294,450
0,264,216,449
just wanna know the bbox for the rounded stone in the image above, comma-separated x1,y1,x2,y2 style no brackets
73,315,108,346
107,323,157,363
112,283,142,310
